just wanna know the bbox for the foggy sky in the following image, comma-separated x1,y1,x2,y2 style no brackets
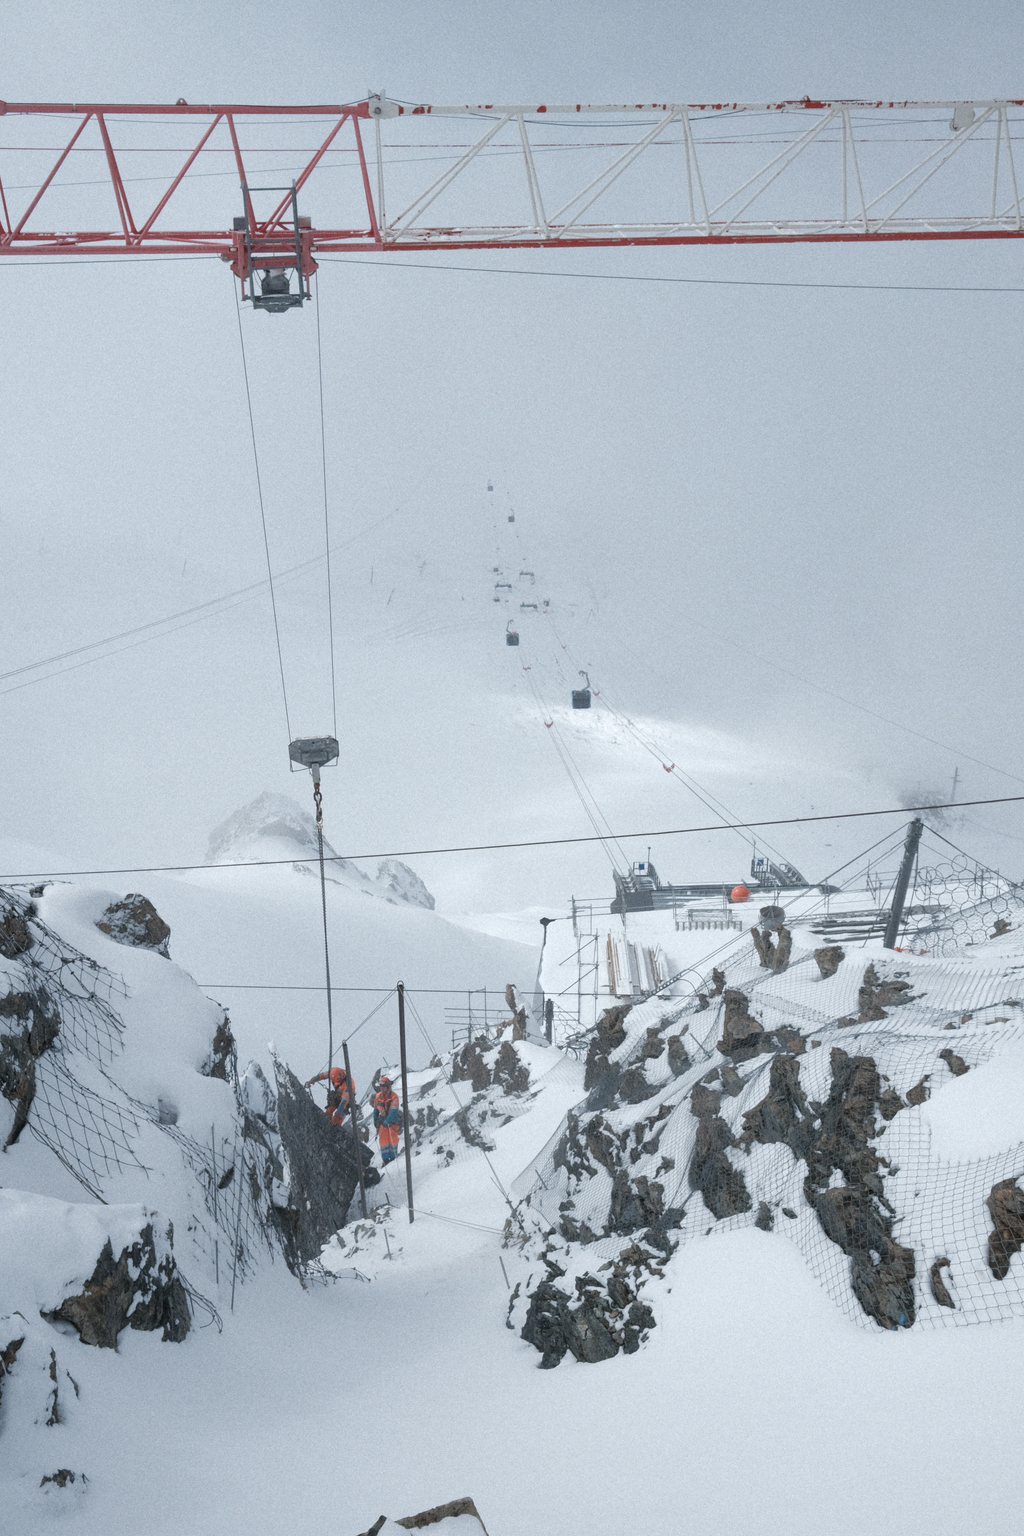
2,0,1023,912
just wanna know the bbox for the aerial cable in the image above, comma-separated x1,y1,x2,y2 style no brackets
519,655,628,872
4,794,1021,884
314,272,339,738
234,292,293,743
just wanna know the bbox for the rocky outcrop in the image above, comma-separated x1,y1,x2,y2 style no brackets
50,1223,190,1348
739,1055,810,1153
96,894,171,957
930,1256,955,1308
583,1004,631,1092
751,924,793,973
939,1047,969,1077
0,984,61,1146
853,963,914,1023
269,1061,381,1272
717,989,767,1062
803,1049,915,1330
688,1084,752,1219
0,903,34,959
520,1271,656,1369
987,1178,1024,1280
203,1014,236,1081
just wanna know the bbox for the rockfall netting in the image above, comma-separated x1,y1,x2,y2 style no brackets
508,928,1024,1346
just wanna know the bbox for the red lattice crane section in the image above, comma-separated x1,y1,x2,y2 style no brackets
2,96,1022,290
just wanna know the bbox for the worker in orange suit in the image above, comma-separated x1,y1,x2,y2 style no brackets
305,1065,352,1128
372,1075,402,1165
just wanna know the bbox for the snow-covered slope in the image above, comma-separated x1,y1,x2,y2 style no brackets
5,865,1024,1536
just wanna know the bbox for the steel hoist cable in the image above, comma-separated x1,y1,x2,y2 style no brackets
234,292,293,743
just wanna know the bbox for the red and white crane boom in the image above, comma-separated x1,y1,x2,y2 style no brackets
1,96,1021,296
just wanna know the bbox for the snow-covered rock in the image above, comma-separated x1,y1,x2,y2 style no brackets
509,930,1024,1361
205,792,434,906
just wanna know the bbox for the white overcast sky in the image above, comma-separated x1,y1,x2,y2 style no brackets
1,1,1023,909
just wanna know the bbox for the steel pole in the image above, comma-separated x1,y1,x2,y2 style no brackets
342,1039,367,1220
397,982,415,1224
883,817,924,949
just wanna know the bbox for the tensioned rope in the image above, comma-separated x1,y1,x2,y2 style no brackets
234,292,292,742
2,794,1022,882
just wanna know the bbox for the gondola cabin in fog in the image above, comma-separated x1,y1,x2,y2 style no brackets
506,621,519,647
572,671,591,709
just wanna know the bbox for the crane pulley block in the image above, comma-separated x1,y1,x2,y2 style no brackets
289,736,339,780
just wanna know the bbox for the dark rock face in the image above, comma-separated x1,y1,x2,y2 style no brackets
0,985,61,1146
618,1064,655,1104
51,1224,190,1348
688,1084,751,1219
878,1087,905,1121
717,989,766,1062
803,1049,915,1330
755,1200,774,1231
608,1171,665,1235
739,1055,810,1154
492,1041,530,1097
0,905,34,959
583,1004,631,1092
270,1061,381,1271
450,1040,492,1093
520,1278,633,1368
0,1334,24,1413
96,894,171,958
204,1015,236,1081
666,1033,690,1076
814,945,845,979
939,1048,969,1077
987,1178,1024,1280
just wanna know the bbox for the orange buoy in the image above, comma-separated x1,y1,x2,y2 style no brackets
730,884,750,903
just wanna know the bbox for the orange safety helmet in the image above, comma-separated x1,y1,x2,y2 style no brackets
378,1075,392,1090
329,1067,347,1088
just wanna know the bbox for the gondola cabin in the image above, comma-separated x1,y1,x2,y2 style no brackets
506,623,520,647
572,670,592,709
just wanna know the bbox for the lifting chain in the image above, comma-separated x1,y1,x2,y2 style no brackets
313,777,324,829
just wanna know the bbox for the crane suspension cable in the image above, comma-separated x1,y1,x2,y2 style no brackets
314,272,339,738
234,293,292,743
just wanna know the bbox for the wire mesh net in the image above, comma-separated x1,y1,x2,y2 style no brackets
512,930,1024,1333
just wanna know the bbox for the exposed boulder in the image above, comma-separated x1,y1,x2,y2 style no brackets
50,1223,190,1348
939,1047,969,1077
855,962,915,1023
814,945,845,979
95,894,171,958
450,1040,492,1092
492,1041,530,1097
930,1256,955,1309
0,985,61,1146
666,1032,690,1076
717,989,767,1062
987,1178,1024,1280
519,1279,620,1367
